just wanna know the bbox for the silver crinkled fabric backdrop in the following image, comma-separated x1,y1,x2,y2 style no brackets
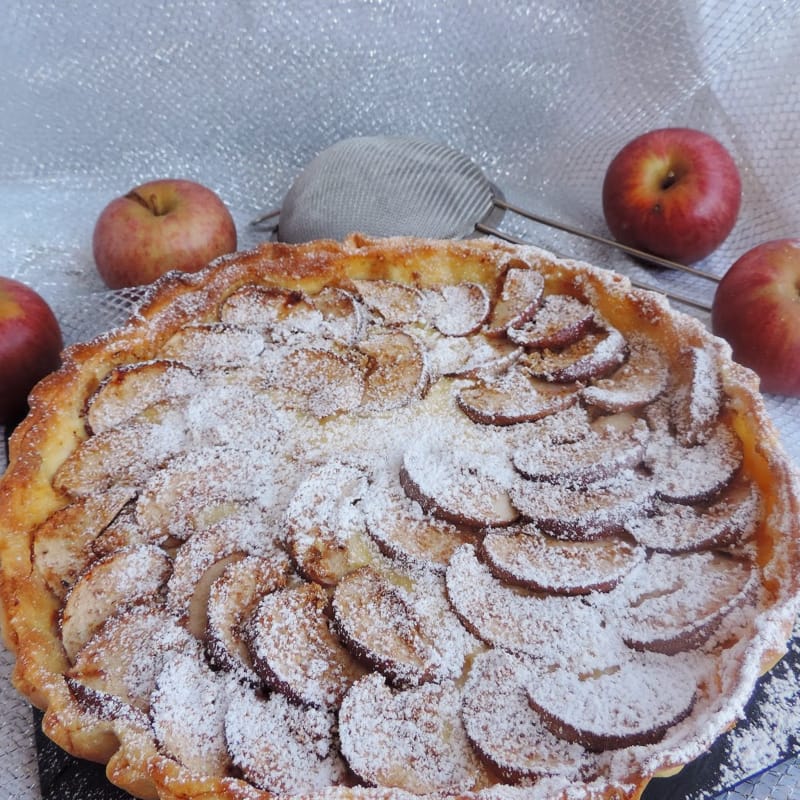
1,2,799,798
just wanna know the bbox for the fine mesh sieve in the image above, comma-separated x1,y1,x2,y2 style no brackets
256,135,718,311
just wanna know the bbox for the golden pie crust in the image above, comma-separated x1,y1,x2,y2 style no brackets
1,235,799,800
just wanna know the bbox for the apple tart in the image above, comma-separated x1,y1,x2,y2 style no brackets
1,235,799,800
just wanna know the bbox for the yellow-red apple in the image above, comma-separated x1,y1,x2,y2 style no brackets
711,238,800,397
602,128,741,264
0,276,63,425
92,179,237,289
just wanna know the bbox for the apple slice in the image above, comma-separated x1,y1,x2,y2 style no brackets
225,689,347,794
357,331,429,412
608,551,758,654
244,582,367,709
625,473,762,553
456,368,578,426
160,322,266,368
581,335,669,412
509,470,653,541
423,282,491,336
424,331,522,379
269,347,365,418
511,413,648,485
671,346,723,446
150,650,236,777
312,285,367,343
400,433,519,528
479,526,644,595
90,504,169,558
520,324,628,384
67,601,200,712
220,285,321,341
339,673,488,794
507,294,595,349
84,360,200,435
284,461,380,586
361,479,479,573
206,555,289,683
59,544,172,662
33,487,134,600
526,650,698,750
351,278,425,325
462,649,592,781
645,424,742,503
485,263,545,335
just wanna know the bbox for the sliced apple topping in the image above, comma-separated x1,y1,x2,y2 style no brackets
605,551,758,654
33,487,135,600
85,360,201,435
59,544,172,662
361,478,479,573
462,649,591,781
339,673,488,794
312,285,367,343
479,526,644,595
625,473,762,553
581,335,669,412
269,347,365,418
672,346,723,446
645,423,743,503
244,582,367,709
220,285,322,341
206,555,290,682
423,331,521,380
225,690,348,794
284,461,380,586
160,322,266,368
507,294,594,349
423,282,491,336
456,368,578,426
68,601,200,712
351,279,425,325
150,651,236,776
511,413,648,485
486,263,545,334
521,324,628,384
357,331,429,412
525,650,698,750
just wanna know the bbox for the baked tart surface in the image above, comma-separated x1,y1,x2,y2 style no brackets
1,235,798,800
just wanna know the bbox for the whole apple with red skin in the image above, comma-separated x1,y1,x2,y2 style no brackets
602,128,741,264
92,178,237,289
0,276,63,425
712,238,800,397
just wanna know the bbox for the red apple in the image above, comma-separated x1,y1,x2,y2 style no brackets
602,128,741,264
92,179,237,289
711,238,800,397
0,277,63,425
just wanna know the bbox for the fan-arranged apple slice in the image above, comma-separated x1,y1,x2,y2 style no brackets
625,473,762,553
671,346,723,446
283,461,380,586
312,285,367,343
244,582,367,709
485,263,545,335
339,673,488,794
33,487,134,600
351,278,425,325
525,650,698,750
456,368,578,426
645,423,742,503
357,331,429,412
479,526,644,595
511,413,648,485
84,360,201,435
225,689,347,794
68,601,200,712
608,551,758,654
400,433,519,528
462,649,591,781
521,324,628,384
160,322,266,368
423,282,491,336
581,335,670,413
59,544,172,662
220,285,321,341
507,294,595,349
423,331,521,380
150,651,236,777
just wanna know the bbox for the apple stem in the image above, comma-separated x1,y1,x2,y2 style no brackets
660,170,678,191
126,190,167,216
